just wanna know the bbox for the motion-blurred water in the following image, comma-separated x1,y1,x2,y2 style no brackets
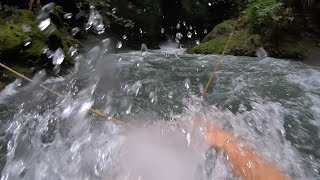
0,44,320,179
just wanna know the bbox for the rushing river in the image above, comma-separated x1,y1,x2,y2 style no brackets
0,43,319,179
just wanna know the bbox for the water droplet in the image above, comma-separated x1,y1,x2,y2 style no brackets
183,21,186,26
187,31,192,38
122,35,127,40
71,27,80,36
86,6,105,34
126,104,132,114
161,28,165,34
63,13,73,19
38,18,51,31
67,46,78,57
111,8,117,14
247,161,252,168
21,24,31,33
41,2,55,13
149,92,157,103
102,38,111,47
204,29,208,34
184,78,191,89
23,37,32,47
139,28,143,33
189,26,193,30
46,50,54,58
52,48,65,65
176,23,180,29
187,133,191,147
196,40,200,45
96,24,105,34
256,47,268,58
141,43,147,53
176,32,183,40
42,47,49,54
168,91,173,99
208,2,212,6
116,41,122,49
132,81,142,96
198,84,204,94
194,30,197,35
175,38,180,43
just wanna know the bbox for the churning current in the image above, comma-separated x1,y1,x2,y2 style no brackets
0,45,319,179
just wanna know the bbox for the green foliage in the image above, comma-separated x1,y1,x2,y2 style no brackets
242,0,295,34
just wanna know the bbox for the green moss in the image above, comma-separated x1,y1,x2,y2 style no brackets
202,20,235,43
0,10,46,61
187,20,261,56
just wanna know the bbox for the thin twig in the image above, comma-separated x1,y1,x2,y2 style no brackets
202,24,236,96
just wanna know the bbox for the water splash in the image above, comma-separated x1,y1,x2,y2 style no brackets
86,6,105,34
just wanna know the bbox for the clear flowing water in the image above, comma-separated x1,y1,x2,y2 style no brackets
0,44,320,179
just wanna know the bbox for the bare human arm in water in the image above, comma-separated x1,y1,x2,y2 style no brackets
199,120,289,180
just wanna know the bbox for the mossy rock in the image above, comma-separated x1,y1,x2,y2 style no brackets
0,9,79,65
187,20,261,56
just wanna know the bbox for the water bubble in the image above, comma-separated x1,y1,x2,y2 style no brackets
176,32,183,40
23,37,32,47
168,91,173,99
71,27,80,36
63,13,73,19
38,18,51,31
184,78,191,89
52,48,65,65
196,40,200,45
204,29,208,34
122,35,127,40
187,31,192,38
21,24,31,33
116,41,123,49
176,23,181,29
208,2,212,6
161,28,165,34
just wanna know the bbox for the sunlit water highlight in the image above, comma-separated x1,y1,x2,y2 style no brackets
0,45,320,179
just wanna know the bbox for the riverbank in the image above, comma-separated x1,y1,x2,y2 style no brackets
187,0,320,62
